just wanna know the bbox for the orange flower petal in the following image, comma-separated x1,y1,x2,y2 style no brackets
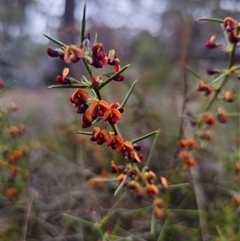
89,101,99,116
99,100,110,111
78,89,89,102
124,141,134,152
103,109,112,121
131,151,141,163
107,135,115,146
112,109,121,121
100,129,109,142
62,67,69,79
93,127,101,139
115,135,124,145
82,111,92,124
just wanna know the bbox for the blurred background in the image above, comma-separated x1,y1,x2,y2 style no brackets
1,0,240,240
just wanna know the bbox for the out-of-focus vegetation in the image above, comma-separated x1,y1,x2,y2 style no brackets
1,1,240,241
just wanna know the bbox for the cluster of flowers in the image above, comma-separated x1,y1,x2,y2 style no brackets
113,162,164,217
178,16,239,170
46,31,164,218
0,81,30,199
47,36,145,162
205,17,240,48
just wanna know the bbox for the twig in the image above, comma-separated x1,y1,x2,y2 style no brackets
21,189,35,241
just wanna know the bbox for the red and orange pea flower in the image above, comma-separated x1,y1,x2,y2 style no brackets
64,45,84,64
201,112,216,126
224,90,234,102
217,108,228,123
107,134,124,150
107,49,124,81
116,140,134,156
90,127,109,144
89,99,110,117
70,88,89,107
204,35,220,49
91,43,108,68
56,67,71,85
222,17,238,32
153,198,164,219
177,138,197,149
144,183,159,197
197,79,212,96
142,170,157,184
103,103,122,124
126,180,142,194
47,47,64,59
5,188,18,199
228,31,240,44
178,150,197,169
200,129,213,141
82,111,93,128
113,64,125,82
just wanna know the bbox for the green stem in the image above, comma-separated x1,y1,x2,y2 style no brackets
197,18,224,24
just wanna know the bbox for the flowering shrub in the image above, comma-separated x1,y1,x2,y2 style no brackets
44,6,240,241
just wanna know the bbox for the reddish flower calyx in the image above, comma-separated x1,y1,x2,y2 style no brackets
206,68,219,75
228,31,240,44
47,47,64,58
204,35,220,49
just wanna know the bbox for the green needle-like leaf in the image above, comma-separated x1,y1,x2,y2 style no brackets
121,80,137,108
98,64,131,90
198,18,224,24
76,131,93,136
42,34,67,47
63,214,95,228
150,210,156,235
80,2,87,47
131,130,159,144
48,83,89,89
145,130,160,167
